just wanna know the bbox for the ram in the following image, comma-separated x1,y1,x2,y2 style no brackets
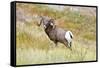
38,16,73,49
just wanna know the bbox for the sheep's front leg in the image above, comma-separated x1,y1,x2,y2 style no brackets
49,41,57,48
54,41,58,47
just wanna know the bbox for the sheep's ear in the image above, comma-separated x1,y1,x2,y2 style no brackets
49,19,54,23
49,19,54,22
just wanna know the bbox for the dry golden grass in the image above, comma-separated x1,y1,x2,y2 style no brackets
16,3,97,65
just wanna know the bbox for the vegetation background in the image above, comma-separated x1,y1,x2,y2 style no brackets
16,3,96,65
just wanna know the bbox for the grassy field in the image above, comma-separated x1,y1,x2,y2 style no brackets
16,3,96,65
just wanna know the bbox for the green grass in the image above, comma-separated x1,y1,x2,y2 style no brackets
16,3,96,65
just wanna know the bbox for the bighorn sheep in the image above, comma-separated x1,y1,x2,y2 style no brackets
38,16,73,49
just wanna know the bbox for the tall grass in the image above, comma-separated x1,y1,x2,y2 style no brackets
16,3,96,65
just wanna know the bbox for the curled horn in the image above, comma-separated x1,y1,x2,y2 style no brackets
49,19,56,29
38,16,43,26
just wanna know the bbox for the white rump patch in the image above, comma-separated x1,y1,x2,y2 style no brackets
65,31,73,47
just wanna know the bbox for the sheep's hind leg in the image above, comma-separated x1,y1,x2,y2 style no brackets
70,42,72,48
68,42,72,50
49,42,54,49
64,41,72,50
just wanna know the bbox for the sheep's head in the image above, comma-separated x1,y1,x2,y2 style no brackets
48,19,56,29
39,16,55,29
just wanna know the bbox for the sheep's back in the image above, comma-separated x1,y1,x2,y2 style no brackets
56,28,66,43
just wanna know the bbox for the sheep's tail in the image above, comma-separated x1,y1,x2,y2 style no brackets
68,31,73,39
